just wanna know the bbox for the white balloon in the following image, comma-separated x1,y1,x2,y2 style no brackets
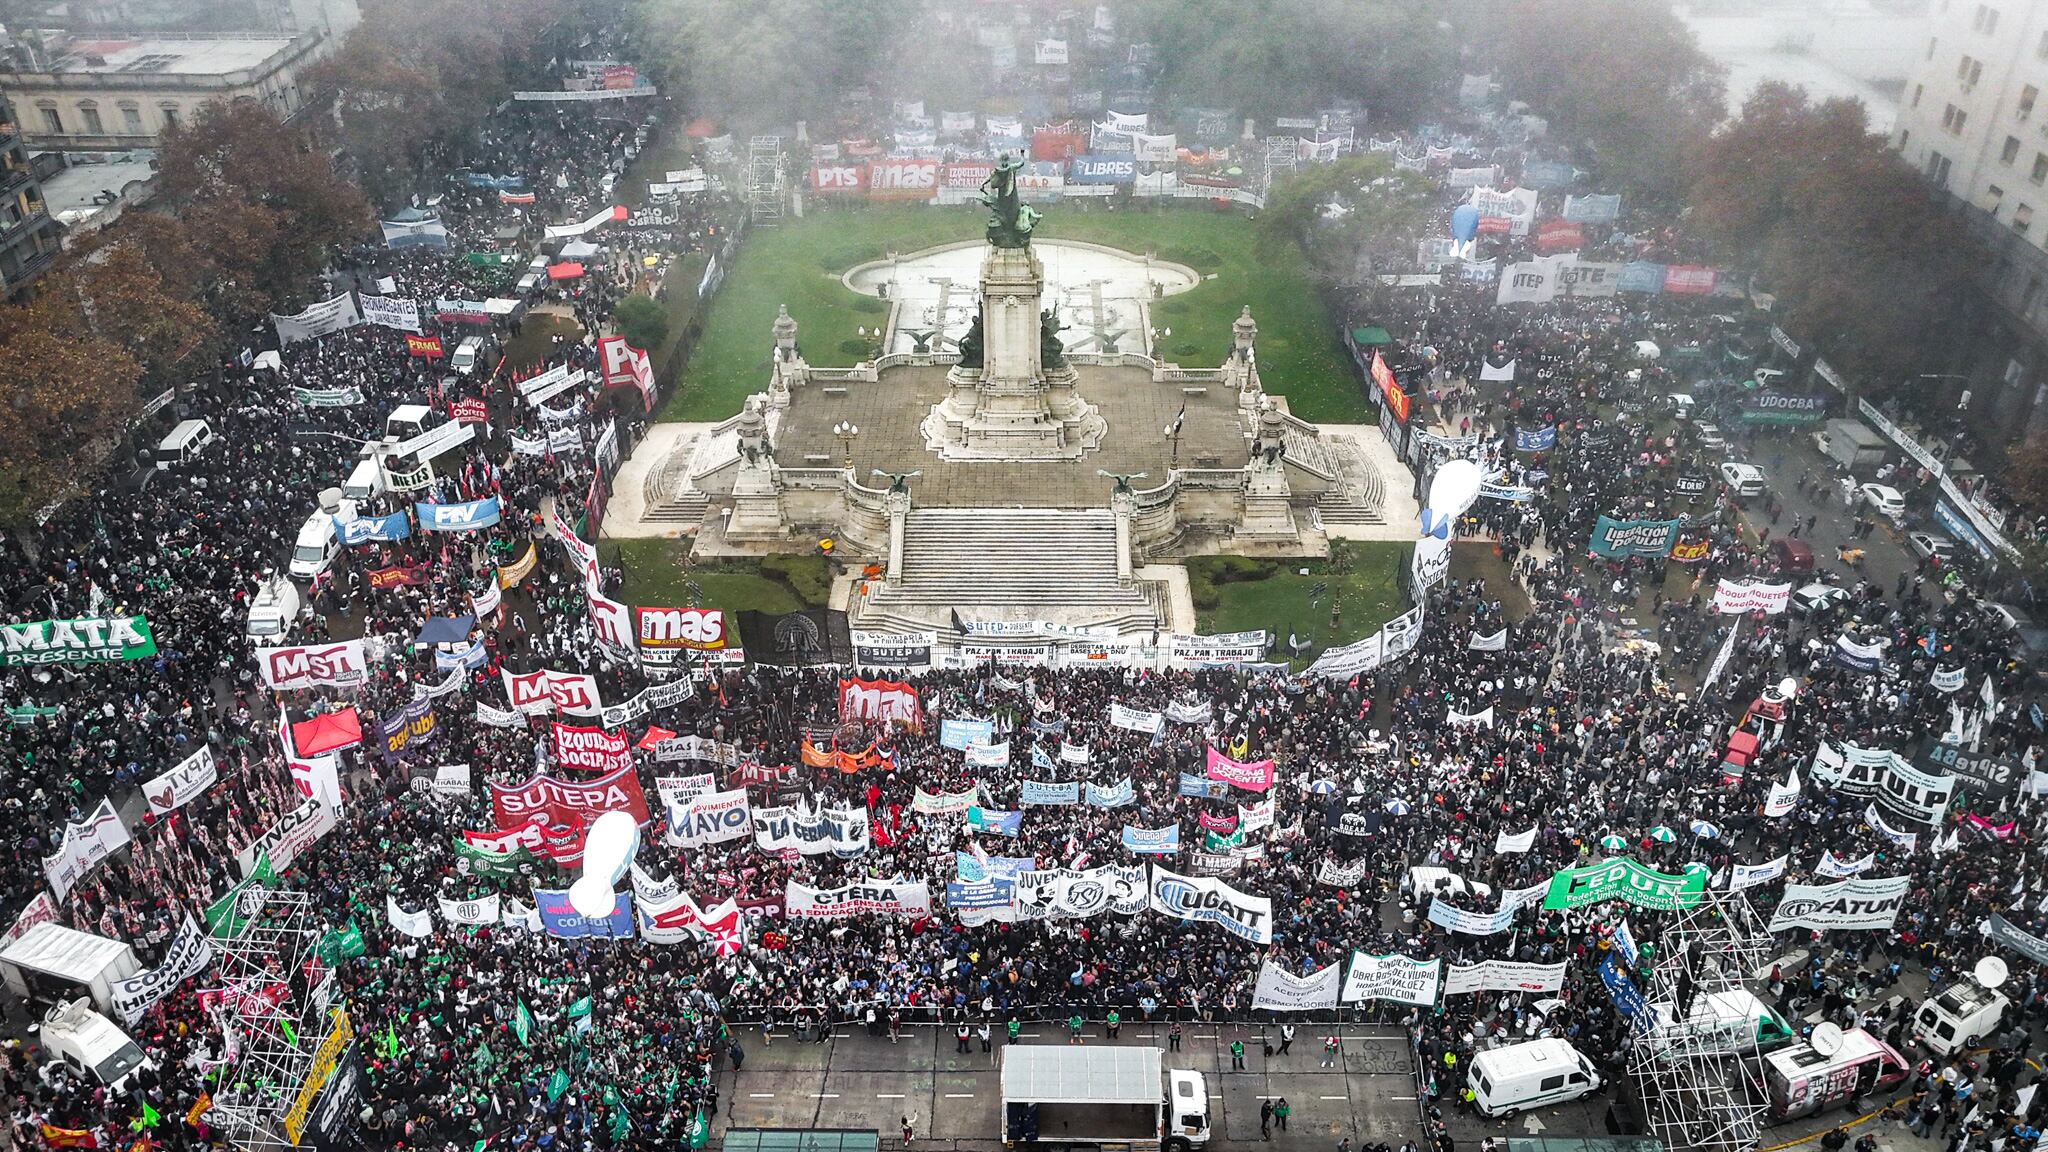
568,810,640,919
1425,459,1485,522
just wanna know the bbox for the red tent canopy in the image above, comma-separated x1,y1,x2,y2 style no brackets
292,709,363,756
684,117,719,138
547,262,585,281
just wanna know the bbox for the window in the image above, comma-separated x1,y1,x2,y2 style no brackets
2017,204,2035,235
1958,55,1983,86
1943,104,1968,134
1932,152,1954,185
2034,154,2048,183
38,106,61,133
79,105,101,135
1539,1074,1566,1092
2039,29,2048,59
1959,54,1974,80
1914,83,1925,108
2005,135,2022,163
1986,184,2007,213
1900,129,1912,150
158,104,179,130
1974,4,2000,34
120,105,141,133
2025,85,2042,118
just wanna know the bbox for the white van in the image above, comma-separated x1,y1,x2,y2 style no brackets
1720,462,1766,498
155,418,214,470
1913,976,2010,1057
1650,990,1797,1058
451,337,486,373
246,573,303,640
342,457,387,503
288,511,339,579
1165,1069,1211,1148
1765,1028,1908,1120
1469,1038,1602,1117
40,999,153,1091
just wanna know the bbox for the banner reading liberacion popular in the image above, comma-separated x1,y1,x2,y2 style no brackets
1589,516,1681,559
1,616,157,666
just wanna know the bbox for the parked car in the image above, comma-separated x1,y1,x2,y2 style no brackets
1695,422,1727,451
1720,462,1766,498
1770,537,1815,574
1858,483,1906,523
1908,532,1956,563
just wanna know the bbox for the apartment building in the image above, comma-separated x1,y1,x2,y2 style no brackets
0,90,64,298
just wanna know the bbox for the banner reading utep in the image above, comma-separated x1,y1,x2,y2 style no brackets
1204,746,1276,792
550,723,633,773
1589,515,1681,558
491,762,651,839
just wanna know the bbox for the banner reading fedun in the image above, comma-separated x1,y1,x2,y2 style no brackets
1542,858,1705,911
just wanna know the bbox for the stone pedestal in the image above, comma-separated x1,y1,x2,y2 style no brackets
725,404,788,539
1111,489,1135,583
923,244,1106,461
885,490,909,582
1239,404,1297,539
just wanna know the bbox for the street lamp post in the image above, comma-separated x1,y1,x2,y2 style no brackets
833,420,860,469
1164,423,1181,469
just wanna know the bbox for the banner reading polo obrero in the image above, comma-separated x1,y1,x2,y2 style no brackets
1,615,156,666
1340,952,1441,1005
1766,875,1911,932
44,798,130,900
1205,746,1275,792
1442,960,1567,997
839,677,921,724
1542,858,1704,911
1252,961,1342,1010
1590,515,1681,559
786,877,932,919
1147,866,1272,943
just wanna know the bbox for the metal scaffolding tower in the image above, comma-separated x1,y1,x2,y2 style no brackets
204,889,350,1152
748,136,787,223
1260,136,1301,194
1622,888,1776,1152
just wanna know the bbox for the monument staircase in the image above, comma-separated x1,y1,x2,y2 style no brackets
857,508,1164,633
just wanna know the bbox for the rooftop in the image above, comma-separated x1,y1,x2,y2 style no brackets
10,35,297,77
35,154,159,226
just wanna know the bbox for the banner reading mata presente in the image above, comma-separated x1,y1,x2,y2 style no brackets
1,616,156,666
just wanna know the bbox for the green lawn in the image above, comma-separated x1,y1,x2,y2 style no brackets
1189,542,1407,657
602,539,831,614
658,202,1367,425
500,313,584,372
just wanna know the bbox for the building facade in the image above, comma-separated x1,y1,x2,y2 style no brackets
1893,0,2048,447
0,28,336,152
0,91,64,298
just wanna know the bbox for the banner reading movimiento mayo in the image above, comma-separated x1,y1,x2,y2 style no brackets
1589,516,1682,559
1,616,156,665
1542,858,1705,911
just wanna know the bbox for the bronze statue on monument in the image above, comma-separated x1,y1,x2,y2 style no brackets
977,153,1040,250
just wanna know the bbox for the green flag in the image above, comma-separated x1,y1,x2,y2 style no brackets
567,996,592,1020
316,920,366,965
687,1109,710,1150
139,1102,161,1128
203,853,278,939
280,1020,297,1049
608,1106,631,1141
514,1001,532,1047
383,1023,401,1059
545,1068,570,1103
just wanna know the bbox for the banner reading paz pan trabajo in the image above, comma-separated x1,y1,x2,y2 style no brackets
1,616,156,666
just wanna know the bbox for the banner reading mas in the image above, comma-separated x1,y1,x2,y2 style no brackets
1,616,156,665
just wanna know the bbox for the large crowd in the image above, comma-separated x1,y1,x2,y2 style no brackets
1,31,2046,1152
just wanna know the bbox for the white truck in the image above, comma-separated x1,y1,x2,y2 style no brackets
1001,1045,1210,1151
0,922,143,1015
40,998,153,1090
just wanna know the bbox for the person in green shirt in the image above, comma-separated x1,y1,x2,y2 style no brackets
1007,1017,1021,1045
1230,1039,1246,1070
1067,1014,1084,1044
1271,1098,1290,1131
1105,1009,1121,1039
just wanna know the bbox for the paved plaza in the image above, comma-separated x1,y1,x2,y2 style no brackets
774,364,1251,507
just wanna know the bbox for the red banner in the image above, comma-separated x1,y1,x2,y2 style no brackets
597,334,656,413
1205,745,1276,792
550,722,633,773
41,1125,99,1149
1533,219,1585,253
837,678,921,723
489,762,650,845
406,334,444,359
367,565,433,588
810,164,869,194
1663,265,1718,295
448,397,488,423
499,190,536,206
1031,131,1085,161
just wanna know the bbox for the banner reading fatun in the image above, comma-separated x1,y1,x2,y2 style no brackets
1542,857,1705,912
1,616,157,666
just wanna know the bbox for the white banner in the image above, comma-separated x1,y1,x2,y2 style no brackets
1341,952,1442,1005
108,915,213,1025
1767,876,1912,932
1816,849,1874,878
1132,133,1178,162
1442,960,1566,997
1427,897,1516,936
1712,580,1793,615
666,788,753,849
1865,803,1919,853
1728,855,1788,892
1496,254,1565,305
513,86,657,101
1479,358,1517,382
234,795,338,879
358,293,423,334
1493,826,1537,854
271,293,362,345
437,892,503,926
753,804,871,855
1469,629,1508,651
258,640,370,691
387,894,434,938
1015,866,1148,917
1764,770,1801,817
1318,857,1368,887
544,206,626,240
1251,961,1342,1010
142,746,217,817
432,764,472,799
44,797,130,901
1108,703,1164,734
1148,866,1273,943
785,878,931,919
